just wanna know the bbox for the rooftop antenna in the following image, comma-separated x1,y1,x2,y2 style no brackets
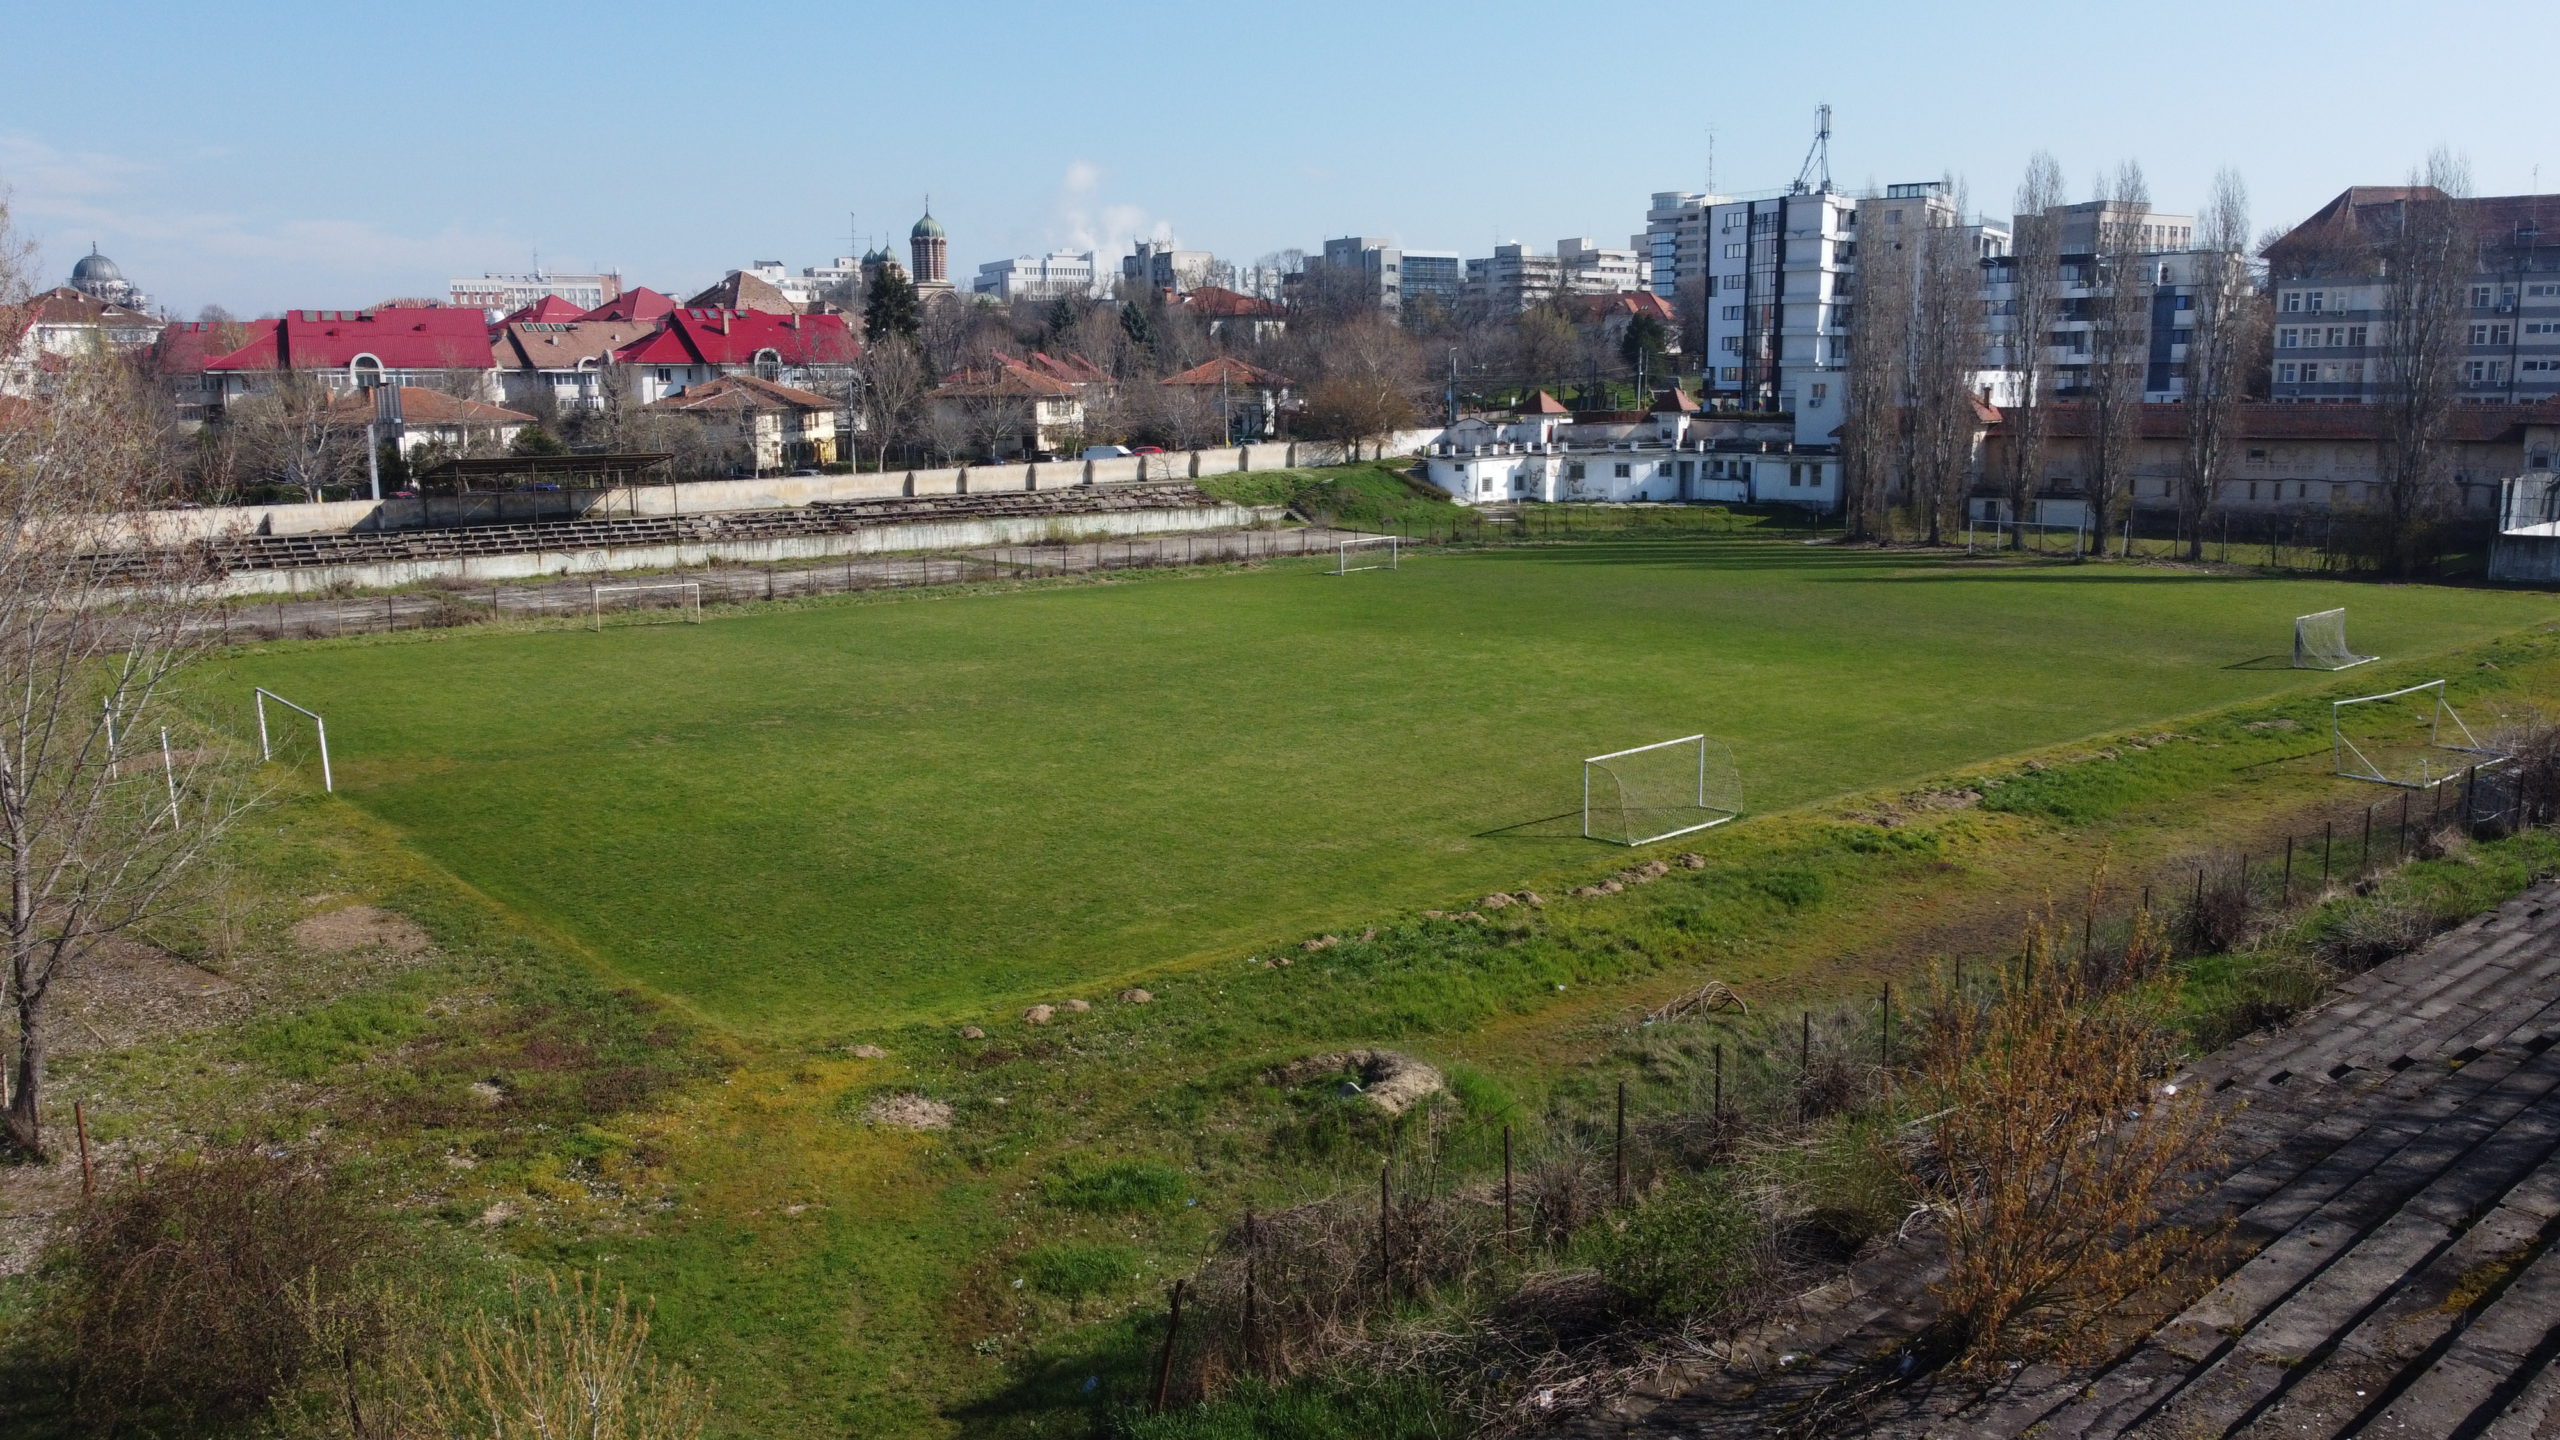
1792,104,1832,194
1706,125,1717,194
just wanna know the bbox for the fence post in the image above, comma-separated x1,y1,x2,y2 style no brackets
1799,1011,1812,1118
2283,836,2294,904
1378,1163,1395,1297
1501,1125,1515,1251
2398,791,2411,862
2323,821,2333,888
1242,1205,1258,1377
1613,1080,1628,1206
1880,983,1892,1068
74,1100,93,1199
1150,1279,1186,1414
2362,806,2374,874
2464,764,2479,830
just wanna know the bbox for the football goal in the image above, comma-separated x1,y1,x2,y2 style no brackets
592,581,703,629
1583,734,1742,846
1964,517,2086,558
2333,679,2503,789
253,687,333,792
2294,607,2376,671
1331,535,1399,574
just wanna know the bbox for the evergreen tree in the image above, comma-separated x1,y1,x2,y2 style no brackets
1045,294,1079,345
865,265,922,345
1119,297,1155,354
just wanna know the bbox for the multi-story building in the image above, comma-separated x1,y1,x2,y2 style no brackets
1557,238,1646,295
449,270,622,321
2,285,165,397
1983,198,2199,403
1464,244,1562,312
2263,187,2560,405
976,251,1100,302
1398,250,1464,309
1120,242,1215,296
1298,237,1460,312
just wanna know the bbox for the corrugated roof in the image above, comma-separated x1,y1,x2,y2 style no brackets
204,306,494,372
612,308,858,368
1162,356,1292,389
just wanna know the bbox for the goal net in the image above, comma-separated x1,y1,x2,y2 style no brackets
1332,535,1398,574
2332,679,2503,789
592,581,704,629
2294,607,2375,671
1964,518,2085,558
253,687,334,792
1584,735,1742,846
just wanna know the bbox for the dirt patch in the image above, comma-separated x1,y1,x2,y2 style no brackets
290,905,432,958
51,934,253,1056
1846,787,1982,828
863,1093,953,1130
1268,1049,1445,1116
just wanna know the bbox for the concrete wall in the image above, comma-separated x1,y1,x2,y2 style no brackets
200,503,1285,599
106,430,1444,550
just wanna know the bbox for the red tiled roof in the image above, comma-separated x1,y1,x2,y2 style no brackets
1517,390,1570,416
686,271,798,313
1180,286,1285,319
2268,188,2560,272
324,385,533,427
203,306,494,373
644,373,837,413
1566,291,1677,323
498,295,590,324
582,287,677,323
937,356,1077,399
1017,350,1111,386
1646,387,1699,414
612,308,858,368
1162,356,1292,389
147,318,277,375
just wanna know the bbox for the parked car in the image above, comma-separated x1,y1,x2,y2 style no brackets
1082,445,1133,460
1131,445,1165,455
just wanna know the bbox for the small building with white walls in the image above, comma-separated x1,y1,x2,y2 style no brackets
1422,391,1839,512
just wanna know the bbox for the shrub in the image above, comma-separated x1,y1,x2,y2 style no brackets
1044,1157,1187,1214
386,1272,711,1440
46,1148,405,1433
1585,1175,1762,1317
1025,1243,1144,1302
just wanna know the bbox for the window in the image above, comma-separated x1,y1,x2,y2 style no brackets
2531,283,2560,298
2282,291,2303,312
1719,366,1741,381
1722,336,1741,353
2305,291,2324,313
2525,359,2560,373
2279,328,2299,349
2528,322,2560,336
1809,382,1828,402
2174,294,2193,310
1723,243,1745,259
2279,363,2298,383
1613,462,1631,478
2349,325,2368,346
2325,326,2346,347
1721,305,1742,320
2472,323,2513,345
2473,285,2494,308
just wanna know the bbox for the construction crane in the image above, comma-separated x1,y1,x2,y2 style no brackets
1791,104,1833,194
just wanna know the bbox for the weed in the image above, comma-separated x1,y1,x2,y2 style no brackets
1045,1159,1188,1214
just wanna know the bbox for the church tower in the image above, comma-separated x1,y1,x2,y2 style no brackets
909,204,952,298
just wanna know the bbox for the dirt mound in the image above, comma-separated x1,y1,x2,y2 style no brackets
1117,988,1154,1004
863,1093,953,1130
1268,1049,1445,1116
51,935,249,1055
290,905,431,957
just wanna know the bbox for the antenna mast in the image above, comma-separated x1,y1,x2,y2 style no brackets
1792,104,1833,194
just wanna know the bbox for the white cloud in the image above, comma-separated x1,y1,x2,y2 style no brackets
0,131,527,310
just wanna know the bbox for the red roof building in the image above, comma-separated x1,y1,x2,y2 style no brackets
200,306,496,401
581,287,678,324
613,308,858,402
497,295,590,325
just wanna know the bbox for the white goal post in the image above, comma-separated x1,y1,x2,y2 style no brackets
1330,535,1399,574
591,581,704,629
2332,679,2503,789
1964,517,2086,558
253,687,333,792
2294,607,2376,671
1584,734,1742,846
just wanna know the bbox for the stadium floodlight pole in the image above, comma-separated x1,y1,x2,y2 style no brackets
253,687,333,792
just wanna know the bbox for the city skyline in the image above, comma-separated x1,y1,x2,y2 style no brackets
3,0,2556,316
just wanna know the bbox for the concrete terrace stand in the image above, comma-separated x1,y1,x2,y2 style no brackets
1580,880,2560,1440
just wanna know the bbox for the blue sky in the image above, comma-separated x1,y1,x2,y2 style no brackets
4,0,2553,316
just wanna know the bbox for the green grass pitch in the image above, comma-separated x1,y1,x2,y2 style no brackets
215,536,2552,1036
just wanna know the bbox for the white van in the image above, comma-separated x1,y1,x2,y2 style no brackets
1082,445,1133,460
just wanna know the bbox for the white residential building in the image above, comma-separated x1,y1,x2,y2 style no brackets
1120,243,1216,296
449,270,622,320
1558,238,1646,295
976,251,1102,301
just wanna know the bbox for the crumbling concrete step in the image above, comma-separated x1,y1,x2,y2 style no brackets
2358,1234,2560,1437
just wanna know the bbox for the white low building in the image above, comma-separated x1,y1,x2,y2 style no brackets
1421,393,1840,511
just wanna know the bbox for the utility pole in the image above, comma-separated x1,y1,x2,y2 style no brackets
1447,347,1459,425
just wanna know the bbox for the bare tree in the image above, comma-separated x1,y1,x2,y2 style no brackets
1907,184,1991,545
227,372,365,501
2179,169,2259,560
2000,153,2068,546
856,338,928,468
2082,162,2154,556
1295,315,1424,459
2376,149,2475,575
0,349,248,1156
1841,198,1915,542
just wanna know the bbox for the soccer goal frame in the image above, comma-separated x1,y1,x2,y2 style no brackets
2332,679,2504,790
1330,535,1399,574
591,581,704,629
253,686,333,792
1964,517,2086,558
1583,734,1742,846
2294,607,2376,671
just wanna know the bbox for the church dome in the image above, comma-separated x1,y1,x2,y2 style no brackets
71,248,122,284
910,211,945,240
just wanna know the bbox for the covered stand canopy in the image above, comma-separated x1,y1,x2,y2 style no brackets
405,452,676,526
